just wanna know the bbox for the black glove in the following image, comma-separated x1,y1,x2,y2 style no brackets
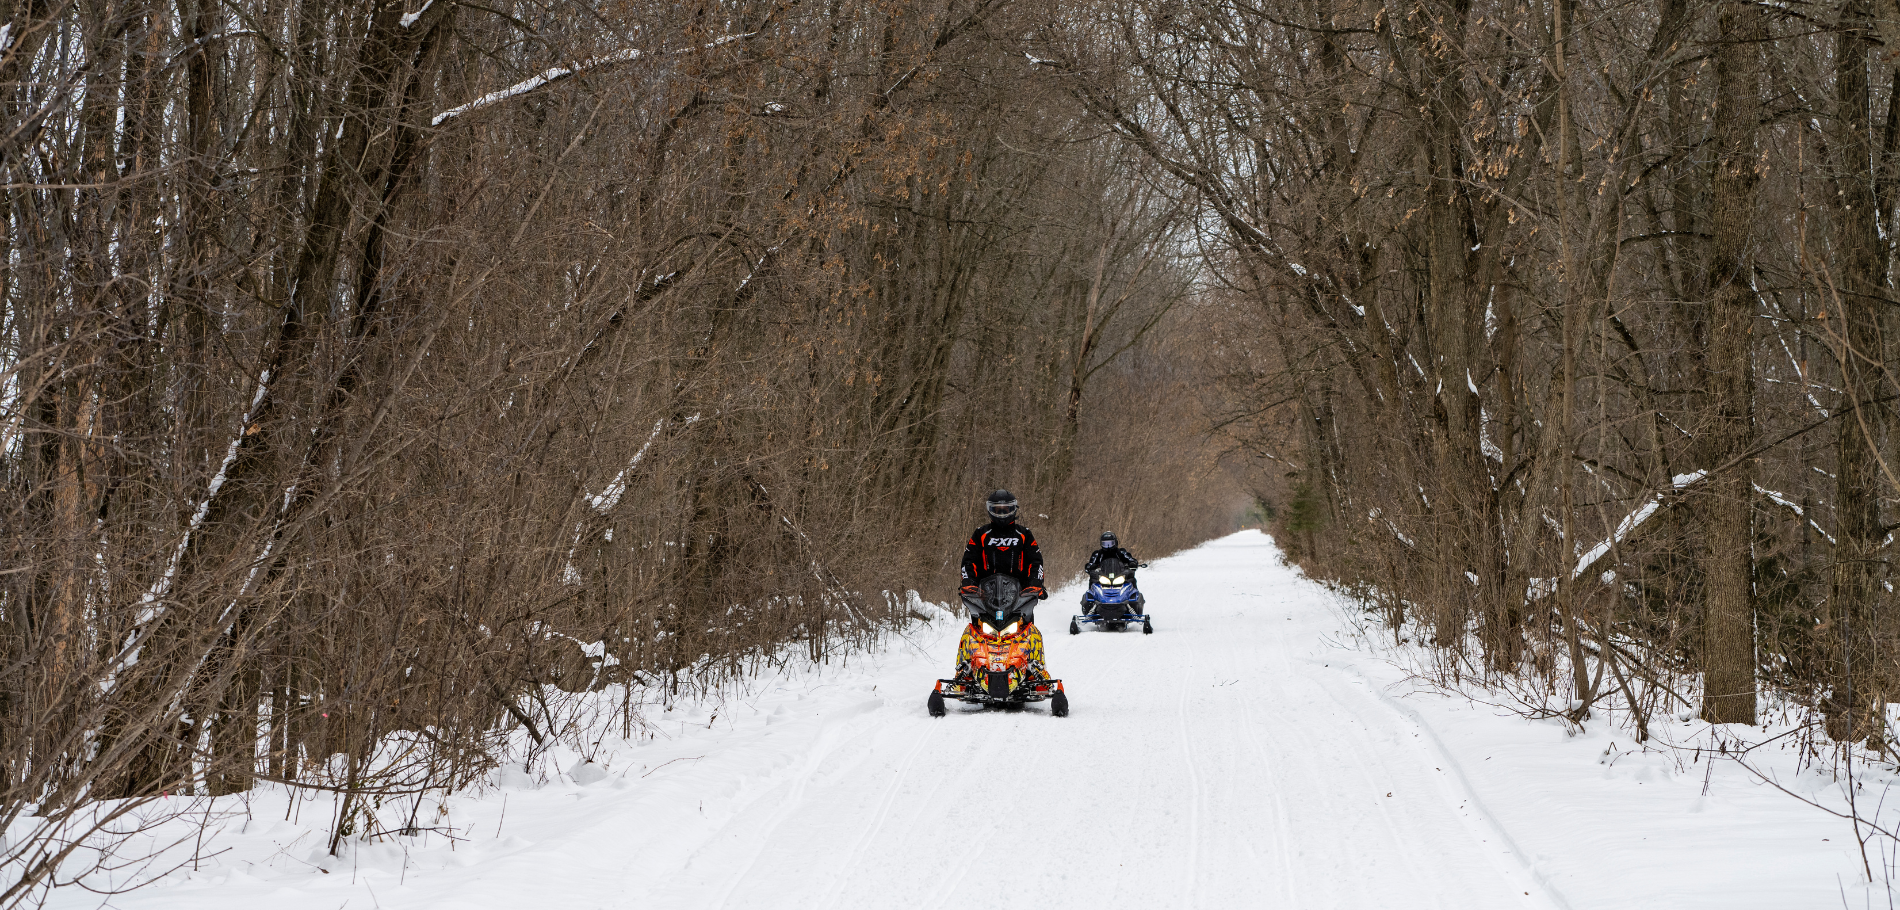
1025,585,1048,600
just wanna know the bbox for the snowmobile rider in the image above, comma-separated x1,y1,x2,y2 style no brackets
954,490,1048,680
960,490,1047,597
1084,531,1137,577
1080,531,1140,615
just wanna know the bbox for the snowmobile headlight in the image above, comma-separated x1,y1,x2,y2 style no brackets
999,621,1019,637
1105,574,1125,585
980,621,998,636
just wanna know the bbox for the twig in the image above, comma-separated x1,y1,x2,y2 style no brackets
639,756,705,778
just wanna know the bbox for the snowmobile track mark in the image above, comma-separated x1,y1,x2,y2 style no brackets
1225,644,1301,904
1314,664,1574,910
1176,666,1203,908
918,725,1017,910
815,719,938,907
707,703,881,910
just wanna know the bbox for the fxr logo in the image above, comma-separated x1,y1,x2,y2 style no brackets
988,536,1020,547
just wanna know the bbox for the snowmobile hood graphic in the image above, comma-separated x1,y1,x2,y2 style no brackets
929,575,1067,717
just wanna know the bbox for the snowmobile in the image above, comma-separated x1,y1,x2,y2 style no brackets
928,574,1069,717
1069,556,1152,635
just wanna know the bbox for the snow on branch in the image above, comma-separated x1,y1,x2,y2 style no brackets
1367,509,1415,548
587,419,664,512
1568,470,1707,582
564,413,701,584
587,414,700,512
433,34,752,127
135,369,273,628
1755,483,1836,544
109,368,277,680
399,0,435,27
1754,483,1801,515
1530,471,1712,601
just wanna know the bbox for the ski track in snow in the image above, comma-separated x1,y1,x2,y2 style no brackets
41,531,1874,909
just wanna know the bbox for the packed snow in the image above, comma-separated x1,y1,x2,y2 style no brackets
34,531,1892,909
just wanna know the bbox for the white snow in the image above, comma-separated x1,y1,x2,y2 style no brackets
1672,470,1709,488
1570,498,1660,581
399,0,433,27
1564,470,1708,583
1754,485,1836,542
133,369,272,632
32,532,1887,909
433,35,751,126
1755,484,1802,515
570,413,700,580
1480,404,1504,462
585,418,668,512
434,59,607,126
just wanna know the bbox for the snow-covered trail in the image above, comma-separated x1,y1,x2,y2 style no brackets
38,530,1882,910
614,531,1555,910
45,531,1566,910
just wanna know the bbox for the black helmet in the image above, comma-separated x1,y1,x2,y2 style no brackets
986,490,1018,523
1101,531,1118,548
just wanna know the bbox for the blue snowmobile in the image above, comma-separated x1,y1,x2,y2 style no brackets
1069,554,1152,635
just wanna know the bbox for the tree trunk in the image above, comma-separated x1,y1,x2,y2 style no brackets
1826,0,1892,742
1698,0,1765,725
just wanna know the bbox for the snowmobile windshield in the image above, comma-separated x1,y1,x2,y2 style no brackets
1094,555,1134,581
965,574,1032,626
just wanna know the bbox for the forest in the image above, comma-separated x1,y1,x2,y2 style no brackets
0,0,1247,900
1072,0,1900,748
6,0,1900,903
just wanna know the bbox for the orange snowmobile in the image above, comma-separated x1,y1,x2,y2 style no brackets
928,575,1069,717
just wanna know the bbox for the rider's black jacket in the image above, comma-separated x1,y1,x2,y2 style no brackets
1084,547,1138,575
961,520,1045,591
